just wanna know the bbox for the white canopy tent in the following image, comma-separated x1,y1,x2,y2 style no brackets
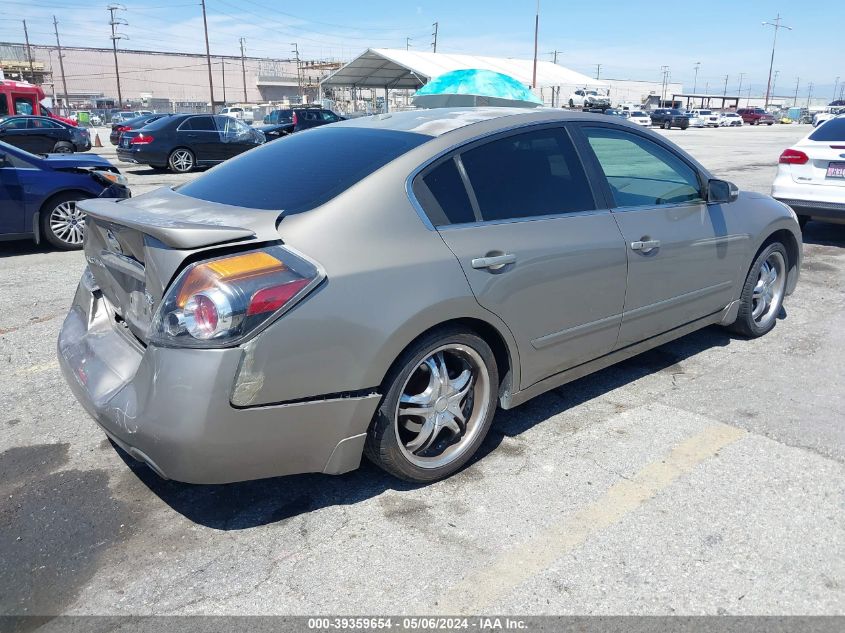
321,48,606,109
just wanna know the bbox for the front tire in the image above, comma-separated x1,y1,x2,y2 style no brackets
729,243,788,338
168,148,195,173
40,193,88,250
365,328,499,483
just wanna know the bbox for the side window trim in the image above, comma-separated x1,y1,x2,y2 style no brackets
571,121,706,211
453,155,483,222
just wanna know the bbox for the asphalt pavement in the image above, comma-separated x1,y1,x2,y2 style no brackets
1,123,843,618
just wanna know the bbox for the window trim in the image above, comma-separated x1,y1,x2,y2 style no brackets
177,116,218,132
570,121,708,213
408,121,603,229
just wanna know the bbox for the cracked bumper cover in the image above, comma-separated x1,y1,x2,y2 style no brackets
57,281,381,484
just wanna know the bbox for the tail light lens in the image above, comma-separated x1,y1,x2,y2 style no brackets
150,245,323,348
130,134,154,145
117,125,130,132
779,148,809,164
292,111,298,126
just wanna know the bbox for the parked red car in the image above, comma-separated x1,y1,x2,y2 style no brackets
737,108,775,126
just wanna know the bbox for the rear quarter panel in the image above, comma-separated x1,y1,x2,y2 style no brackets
232,149,521,406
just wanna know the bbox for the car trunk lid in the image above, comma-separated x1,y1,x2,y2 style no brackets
79,186,283,343
789,142,845,188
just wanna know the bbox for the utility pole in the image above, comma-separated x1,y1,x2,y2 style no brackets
693,61,700,93
22,21,35,82
548,50,561,64
431,22,438,53
806,82,814,110
200,0,215,112
220,60,227,104
406,37,411,51
660,66,669,105
737,72,745,100
52,16,68,111
240,38,248,103
595,64,601,80
108,5,127,109
834,76,841,103
532,0,540,89
762,14,792,109
723,74,729,96
547,51,561,106
793,76,800,107
291,43,302,102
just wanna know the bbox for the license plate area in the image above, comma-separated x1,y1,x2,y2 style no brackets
826,162,845,179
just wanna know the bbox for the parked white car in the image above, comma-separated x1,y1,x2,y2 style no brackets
813,107,845,127
626,110,652,127
718,112,743,127
567,88,611,110
220,106,255,124
772,115,845,227
691,109,720,127
686,112,707,128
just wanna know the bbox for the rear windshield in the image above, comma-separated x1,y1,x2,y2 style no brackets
178,127,431,213
809,118,845,141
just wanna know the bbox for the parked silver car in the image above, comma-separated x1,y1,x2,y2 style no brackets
58,108,802,484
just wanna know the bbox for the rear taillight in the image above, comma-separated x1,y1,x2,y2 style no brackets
292,111,298,125
130,134,154,145
151,246,323,348
117,125,130,132
779,148,809,165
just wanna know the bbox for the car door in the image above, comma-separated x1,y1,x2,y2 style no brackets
414,124,628,389
28,117,64,153
0,117,34,152
179,115,219,163
215,116,256,159
0,148,35,235
576,123,748,347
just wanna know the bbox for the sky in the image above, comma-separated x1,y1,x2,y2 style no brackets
1,1,842,99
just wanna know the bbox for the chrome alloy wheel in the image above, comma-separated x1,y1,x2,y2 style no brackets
395,345,491,469
49,201,85,246
752,250,786,327
169,149,194,172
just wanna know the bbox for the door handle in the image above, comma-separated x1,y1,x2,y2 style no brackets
471,254,517,269
630,239,661,251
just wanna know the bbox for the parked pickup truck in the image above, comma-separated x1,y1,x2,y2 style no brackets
220,106,255,124
649,108,690,130
737,108,775,126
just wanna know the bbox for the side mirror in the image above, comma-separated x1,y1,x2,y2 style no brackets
707,179,739,204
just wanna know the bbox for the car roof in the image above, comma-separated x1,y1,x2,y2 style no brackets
332,107,624,138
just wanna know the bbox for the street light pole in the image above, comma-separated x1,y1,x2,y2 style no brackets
693,61,700,93
762,14,792,109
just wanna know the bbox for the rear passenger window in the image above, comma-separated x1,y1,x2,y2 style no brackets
460,127,596,221
416,159,476,225
182,116,215,131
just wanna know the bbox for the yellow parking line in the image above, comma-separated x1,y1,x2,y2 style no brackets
14,361,59,376
436,422,746,614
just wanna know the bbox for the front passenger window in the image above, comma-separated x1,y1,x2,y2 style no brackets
583,127,702,207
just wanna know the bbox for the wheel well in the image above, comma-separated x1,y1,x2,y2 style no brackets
384,317,514,403
759,229,799,279
38,190,92,216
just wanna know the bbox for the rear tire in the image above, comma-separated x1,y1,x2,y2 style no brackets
365,328,499,483
168,148,195,173
52,141,74,153
728,243,788,338
663,120,671,130
40,192,88,250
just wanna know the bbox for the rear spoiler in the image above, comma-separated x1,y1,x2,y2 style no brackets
79,187,283,250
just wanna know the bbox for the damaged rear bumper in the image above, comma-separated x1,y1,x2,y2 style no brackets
57,279,381,484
